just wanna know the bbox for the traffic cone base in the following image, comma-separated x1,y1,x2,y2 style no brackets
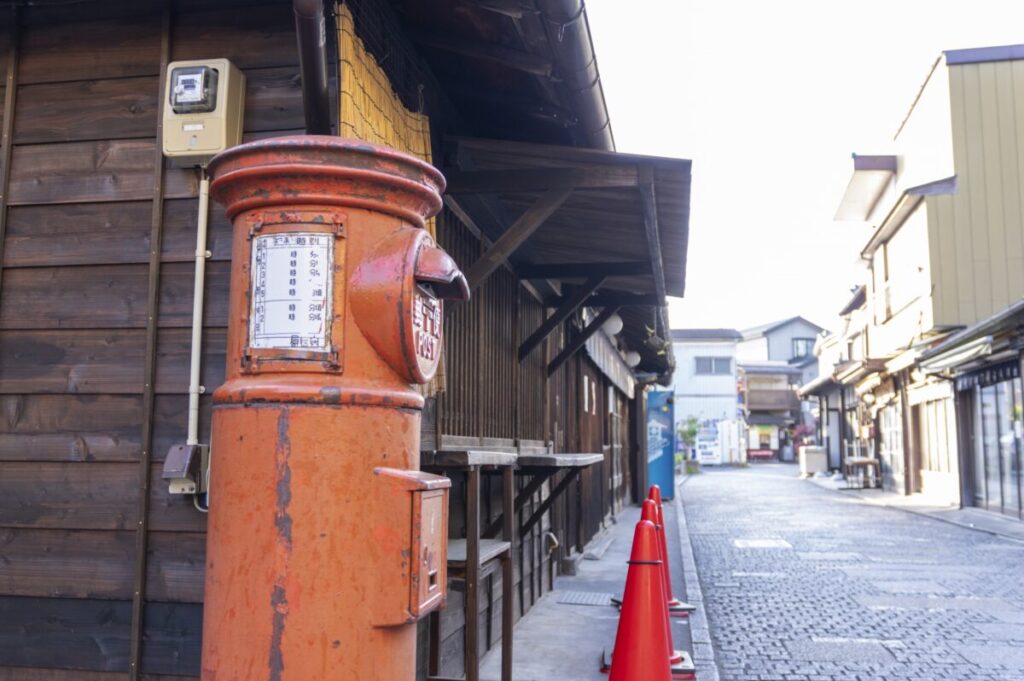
669,598,696,617
602,649,696,679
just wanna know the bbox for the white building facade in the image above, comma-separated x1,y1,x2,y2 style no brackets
671,329,742,425
670,329,747,464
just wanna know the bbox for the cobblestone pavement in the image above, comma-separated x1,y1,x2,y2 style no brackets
682,464,1024,681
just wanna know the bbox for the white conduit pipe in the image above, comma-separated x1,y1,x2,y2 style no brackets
187,172,211,448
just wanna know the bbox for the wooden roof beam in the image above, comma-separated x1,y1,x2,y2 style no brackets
519,275,605,361
547,306,620,376
456,0,535,19
446,166,637,194
410,30,553,77
518,261,651,280
464,186,572,290
638,165,667,305
547,291,659,308
638,164,670,337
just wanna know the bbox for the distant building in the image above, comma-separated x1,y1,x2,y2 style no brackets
800,286,871,470
738,316,826,460
670,329,747,464
805,43,1024,513
671,329,742,423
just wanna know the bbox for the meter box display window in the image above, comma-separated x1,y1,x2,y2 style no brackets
162,58,245,166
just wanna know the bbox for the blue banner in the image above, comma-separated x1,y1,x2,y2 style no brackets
646,390,676,499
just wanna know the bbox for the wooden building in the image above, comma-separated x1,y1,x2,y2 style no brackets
0,1,691,679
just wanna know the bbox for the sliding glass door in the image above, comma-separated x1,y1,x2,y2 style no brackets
972,379,1024,518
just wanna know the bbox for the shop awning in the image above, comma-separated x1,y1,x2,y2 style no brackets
834,359,887,386
442,135,691,380
919,297,1024,374
834,154,896,221
799,374,838,398
747,414,792,426
919,335,993,374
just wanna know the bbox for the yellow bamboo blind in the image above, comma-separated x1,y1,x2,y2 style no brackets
336,2,445,394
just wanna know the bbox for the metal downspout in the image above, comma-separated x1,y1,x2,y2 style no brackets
294,0,332,135
537,2,675,375
536,0,614,151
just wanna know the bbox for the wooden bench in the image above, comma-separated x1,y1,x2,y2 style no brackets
422,449,517,681
482,449,603,560
843,456,881,489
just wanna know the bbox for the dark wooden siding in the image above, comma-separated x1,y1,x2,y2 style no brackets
0,2,309,677
0,1,641,678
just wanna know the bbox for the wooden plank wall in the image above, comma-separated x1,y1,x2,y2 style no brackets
430,208,556,677
0,1,311,677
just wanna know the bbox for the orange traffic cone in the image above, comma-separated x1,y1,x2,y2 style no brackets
641,500,694,679
607,518,672,681
649,485,696,618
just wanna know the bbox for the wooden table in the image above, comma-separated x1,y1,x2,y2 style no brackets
421,450,517,681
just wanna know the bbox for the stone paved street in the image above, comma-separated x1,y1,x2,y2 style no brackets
682,464,1024,681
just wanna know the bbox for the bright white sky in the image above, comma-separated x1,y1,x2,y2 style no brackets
586,0,1024,334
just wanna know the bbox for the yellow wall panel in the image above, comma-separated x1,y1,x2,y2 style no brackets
939,58,1024,327
335,2,444,394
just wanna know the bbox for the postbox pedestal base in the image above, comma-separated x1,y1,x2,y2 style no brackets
201,402,428,681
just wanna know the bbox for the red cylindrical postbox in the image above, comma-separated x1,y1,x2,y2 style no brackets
201,136,467,680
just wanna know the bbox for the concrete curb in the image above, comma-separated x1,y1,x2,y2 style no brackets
675,477,719,681
807,477,1024,544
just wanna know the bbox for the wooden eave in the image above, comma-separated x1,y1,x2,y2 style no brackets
444,135,690,377
446,135,691,299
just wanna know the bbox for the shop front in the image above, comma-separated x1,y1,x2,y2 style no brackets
957,362,1023,519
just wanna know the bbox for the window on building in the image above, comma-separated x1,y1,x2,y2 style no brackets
792,338,815,358
872,204,929,323
695,357,731,375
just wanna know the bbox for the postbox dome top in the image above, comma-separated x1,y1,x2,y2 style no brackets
207,135,446,228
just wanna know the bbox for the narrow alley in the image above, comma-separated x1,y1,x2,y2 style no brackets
683,465,1024,681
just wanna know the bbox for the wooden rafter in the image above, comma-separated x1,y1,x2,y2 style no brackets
410,30,553,77
464,186,572,290
519,275,605,361
446,165,638,194
547,291,659,308
518,261,650,280
547,306,620,376
457,0,534,19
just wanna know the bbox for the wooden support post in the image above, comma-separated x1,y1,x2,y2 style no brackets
464,187,571,291
465,467,481,681
547,306,620,377
130,5,171,679
428,608,441,678
519,276,605,361
501,466,514,681
0,4,19,303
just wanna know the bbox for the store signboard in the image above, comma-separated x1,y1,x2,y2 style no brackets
647,390,675,498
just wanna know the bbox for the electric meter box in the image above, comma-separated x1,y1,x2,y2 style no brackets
163,58,245,166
